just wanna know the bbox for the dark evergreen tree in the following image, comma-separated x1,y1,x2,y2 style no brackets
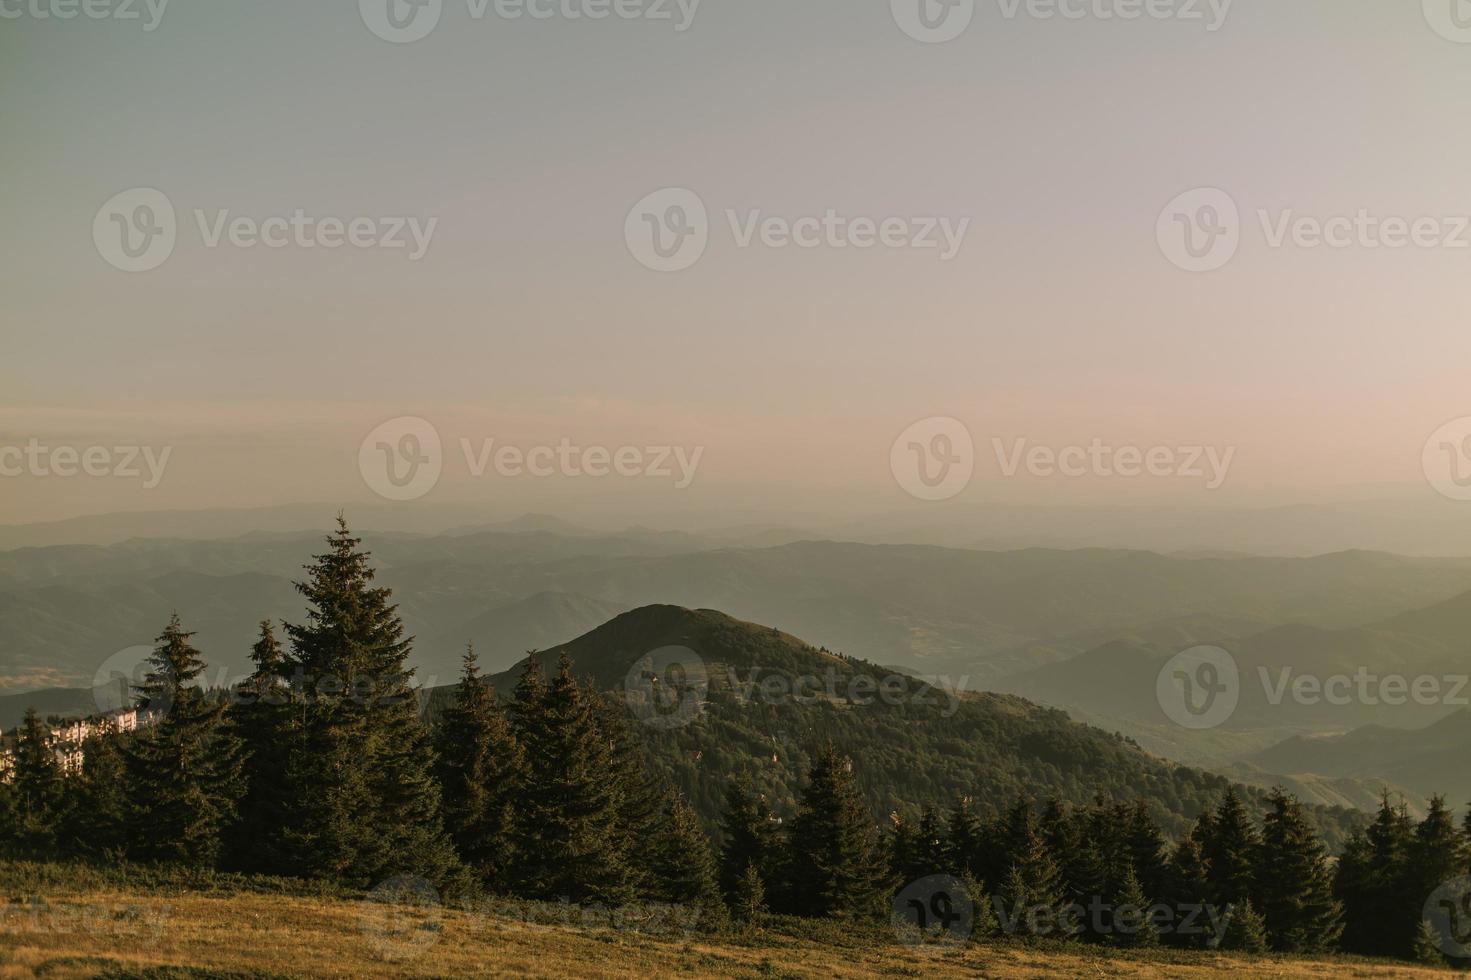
1217,897,1268,953
278,520,457,886
1162,834,1212,948
1332,829,1376,956
1406,796,1468,945
62,717,129,858
1354,793,1416,957
946,796,987,883
435,644,524,889
226,621,294,874
719,777,780,905
1201,789,1257,908
731,860,767,922
1124,800,1168,900
783,742,884,918
5,707,65,855
996,800,1065,939
646,788,724,927
1111,867,1158,948
512,654,630,903
122,614,243,867
1254,788,1341,953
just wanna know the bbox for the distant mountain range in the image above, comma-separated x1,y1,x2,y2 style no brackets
5,526,1471,697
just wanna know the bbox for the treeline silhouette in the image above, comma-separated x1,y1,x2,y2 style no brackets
0,521,1465,965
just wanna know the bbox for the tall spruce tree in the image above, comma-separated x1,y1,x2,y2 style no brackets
1111,868,1159,948
62,716,129,858
1201,789,1258,908
227,621,294,874
1332,828,1376,956
279,520,457,886
122,614,243,867
996,800,1065,939
718,777,780,905
435,644,524,889
1163,834,1212,948
6,707,66,856
946,796,987,883
783,742,884,918
646,788,724,925
511,654,631,903
1253,788,1342,953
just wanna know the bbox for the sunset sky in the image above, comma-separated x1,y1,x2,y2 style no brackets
4,1,1471,525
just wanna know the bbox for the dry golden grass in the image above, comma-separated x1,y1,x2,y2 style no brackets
0,887,1459,980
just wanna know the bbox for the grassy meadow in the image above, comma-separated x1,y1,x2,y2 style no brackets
0,862,1458,979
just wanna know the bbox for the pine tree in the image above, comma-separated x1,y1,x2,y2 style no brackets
1413,917,1448,966
62,717,129,858
996,800,1065,939
646,788,724,927
946,796,987,882
6,708,65,856
1406,796,1468,947
227,621,294,874
1040,798,1086,908
915,804,949,874
719,777,780,906
784,742,884,918
1201,789,1258,908
593,684,667,900
731,861,767,922
1217,898,1268,953
1253,788,1342,953
512,654,630,904
1162,834,1212,948
1332,829,1376,955
1125,800,1168,901
1111,868,1159,948
1350,793,1415,957
278,520,457,886
435,644,524,889
122,614,243,867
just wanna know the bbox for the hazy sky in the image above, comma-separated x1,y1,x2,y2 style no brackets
4,1,1471,526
